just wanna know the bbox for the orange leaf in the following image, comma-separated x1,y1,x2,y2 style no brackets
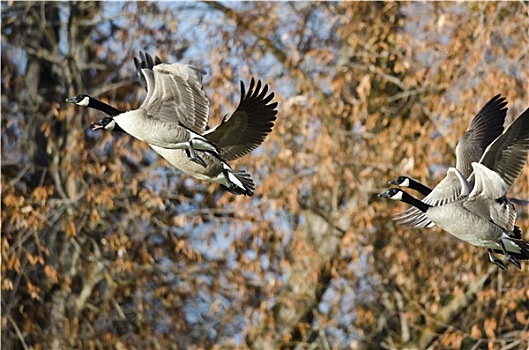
65,220,77,239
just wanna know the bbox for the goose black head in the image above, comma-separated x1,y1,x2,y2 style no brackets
378,188,404,200
66,94,91,107
389,176,411,187
91,117,117,131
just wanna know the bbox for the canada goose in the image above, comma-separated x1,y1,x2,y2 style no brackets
389,94,507,195
89,74,278,161
67,52,278,195
393,103,529,228
380,162,529,270
381,105,529,269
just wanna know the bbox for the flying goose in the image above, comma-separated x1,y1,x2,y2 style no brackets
380,162,529,270
394,105,529,228
381,105,529,269
67,52,278,195
85,79,274,195
89,111,257,195
389,94,508,195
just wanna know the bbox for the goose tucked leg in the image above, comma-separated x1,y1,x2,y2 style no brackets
189,137,220,155
184,137,221,167
488,249,507,271
185,147,208,168
499,239,521,269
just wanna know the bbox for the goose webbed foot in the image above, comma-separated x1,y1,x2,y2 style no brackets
499,240,522,269
506,255,521,269
488,249,507,271
185,148,207,168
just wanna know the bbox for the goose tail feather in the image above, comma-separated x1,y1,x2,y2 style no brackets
222,170,255,196
497,237,529,261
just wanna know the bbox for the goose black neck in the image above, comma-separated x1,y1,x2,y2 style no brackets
408,179,432,196
399,191,431,213
112,123,125,133
99,117,125,133
88,98,123,117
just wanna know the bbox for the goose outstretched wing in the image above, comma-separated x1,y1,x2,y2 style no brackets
478,106,529,191
455,94,507,178
204,78,278,161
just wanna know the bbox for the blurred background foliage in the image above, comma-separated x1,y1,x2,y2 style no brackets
1,2,528,349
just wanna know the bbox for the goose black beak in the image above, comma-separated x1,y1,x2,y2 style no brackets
388,179,399,185
378,191,391,198
65,97,76,103
91,121,104,130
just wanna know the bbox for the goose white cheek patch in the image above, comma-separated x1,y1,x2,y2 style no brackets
105,120,117,130
79,97,90,106
392,191,404,200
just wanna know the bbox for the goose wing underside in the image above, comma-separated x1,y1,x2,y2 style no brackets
203,78,278,161
464,198,517,233
141,63,210,133
463,163,517,232
455,94,507,178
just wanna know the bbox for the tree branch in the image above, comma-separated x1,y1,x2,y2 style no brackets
403,266,496,349
7,314,30,350
205,1,322,95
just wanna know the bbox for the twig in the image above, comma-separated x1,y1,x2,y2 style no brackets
394,290,410,343
7,164,32,187
385,86,434,103
47,191,86,206
344,62,405,90
112,298,128,321
499,339,524,350
7,314,29,350
25,47,62,66
91,77,139,97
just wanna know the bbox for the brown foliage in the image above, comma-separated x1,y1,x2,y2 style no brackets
1,2,528,349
